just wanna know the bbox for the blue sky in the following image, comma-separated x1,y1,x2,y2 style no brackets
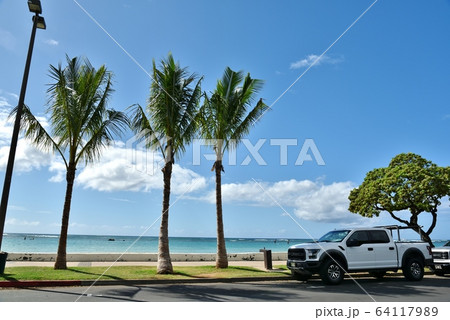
0,0,449,240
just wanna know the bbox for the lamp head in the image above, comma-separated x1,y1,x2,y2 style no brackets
33,15,46,30
28,0,42,14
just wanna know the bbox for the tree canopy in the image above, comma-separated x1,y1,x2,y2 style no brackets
348,153,450,246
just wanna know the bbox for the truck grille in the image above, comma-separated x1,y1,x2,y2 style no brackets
288,248,306,261
433,252,449,259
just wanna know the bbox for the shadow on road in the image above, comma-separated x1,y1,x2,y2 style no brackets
291,275,450,302
3,275,450,302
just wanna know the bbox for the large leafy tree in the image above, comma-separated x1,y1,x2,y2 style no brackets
348,153,450,246
12,56,128,269
129,53,202,274
199,67,268,268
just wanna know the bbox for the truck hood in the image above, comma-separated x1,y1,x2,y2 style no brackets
432,248,450,252
289,242,325,250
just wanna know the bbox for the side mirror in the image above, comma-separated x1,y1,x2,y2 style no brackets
347,239,360,247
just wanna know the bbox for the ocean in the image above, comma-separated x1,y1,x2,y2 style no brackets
2,233,311,254
2,233,448,254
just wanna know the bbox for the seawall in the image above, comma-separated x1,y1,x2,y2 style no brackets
6,252,287,262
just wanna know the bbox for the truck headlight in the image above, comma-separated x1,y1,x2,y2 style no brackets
307,249,320,259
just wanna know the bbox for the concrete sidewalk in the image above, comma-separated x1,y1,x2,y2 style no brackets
5,260,285,271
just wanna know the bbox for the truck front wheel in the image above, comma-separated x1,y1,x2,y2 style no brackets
320,259,344,285
403,257,424,281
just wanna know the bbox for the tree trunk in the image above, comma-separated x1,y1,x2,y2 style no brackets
215,160,228,268
407,219,434,248
157,161,173,274
420,232,434,248
54,165,76,270
425,208,438,248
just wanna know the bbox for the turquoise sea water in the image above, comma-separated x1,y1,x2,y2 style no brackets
3,233,448,254
2,233,311,254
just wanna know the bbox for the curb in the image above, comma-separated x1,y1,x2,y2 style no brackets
0,280,82,288
0,276,291,288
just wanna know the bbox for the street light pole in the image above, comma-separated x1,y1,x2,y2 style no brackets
0,1,46,272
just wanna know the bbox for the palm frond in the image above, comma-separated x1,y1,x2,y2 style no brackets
127,103,163,156
9,104,68,168
229,98,268,149
76,66,114,152
177,76,203,152
75,109,129,164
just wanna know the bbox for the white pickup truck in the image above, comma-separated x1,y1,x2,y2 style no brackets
287,226,434,285
432,241,450,276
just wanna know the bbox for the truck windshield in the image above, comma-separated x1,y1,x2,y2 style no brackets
318,230,351,242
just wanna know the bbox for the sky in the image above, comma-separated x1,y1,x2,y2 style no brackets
0,0,449,240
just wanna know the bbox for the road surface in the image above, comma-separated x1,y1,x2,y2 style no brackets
1,275,449,302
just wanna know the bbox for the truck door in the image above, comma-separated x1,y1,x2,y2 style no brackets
345,231,376,270
369,230,398,268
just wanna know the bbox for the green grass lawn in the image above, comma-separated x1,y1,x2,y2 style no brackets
1,265,291,282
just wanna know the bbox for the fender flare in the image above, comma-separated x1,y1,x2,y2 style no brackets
319,250,348,270
402,248,425,267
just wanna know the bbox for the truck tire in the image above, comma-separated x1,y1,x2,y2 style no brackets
291,271,310,281
402,257,424,281
320,259,344,285
369,271,386,279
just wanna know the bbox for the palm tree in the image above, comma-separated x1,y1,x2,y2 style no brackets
128,53,202,274
199,67,268,268
12,55,128,269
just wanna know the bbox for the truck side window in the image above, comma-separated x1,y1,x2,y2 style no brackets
347,231,369,245
369,230,390,244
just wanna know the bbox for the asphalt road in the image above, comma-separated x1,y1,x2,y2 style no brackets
1,276,449,302
0,276,450,302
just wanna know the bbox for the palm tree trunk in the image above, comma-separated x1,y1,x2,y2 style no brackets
54,164,76,270
215,159,228,268
157,161,173,274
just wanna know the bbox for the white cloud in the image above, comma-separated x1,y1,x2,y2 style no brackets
0,104,13,144
7,92,19,100
0,101,54,172
75,144,207,195
44,39,59,46
48,160,66,182
0,95,53,173
6,218,40,226
203,179,359,223
290,54,344,69
0,28,16,51
0,97,11,108
8,205,27,211
0,137,53,172
109,197,135,203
